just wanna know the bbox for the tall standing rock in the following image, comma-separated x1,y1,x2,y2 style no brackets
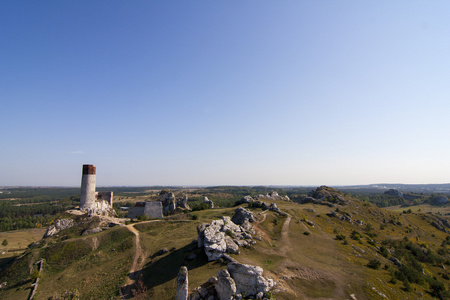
159,190,176,216
176,266,189,300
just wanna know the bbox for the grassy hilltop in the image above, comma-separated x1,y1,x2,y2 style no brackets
1,186,450,299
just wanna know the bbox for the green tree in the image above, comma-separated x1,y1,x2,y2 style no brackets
2,239,7,246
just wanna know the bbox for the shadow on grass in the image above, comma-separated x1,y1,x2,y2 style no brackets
121,241,213,299
0,256,16,271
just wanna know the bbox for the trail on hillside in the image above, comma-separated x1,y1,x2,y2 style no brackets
121,220,160,298
279,214,292,255
254,212,272,246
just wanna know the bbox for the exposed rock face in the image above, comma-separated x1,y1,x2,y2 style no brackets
44,219,74,238
197,217,256,261
176,266,189,300
215,269,236,300
237,191,290,205
302,186,348,206
384,189,404,198
203,220,227,261
227,262,274,297
231,207,255,225
159,190,176,216
177,195,191,210
191,263,275,300
203,197,214,209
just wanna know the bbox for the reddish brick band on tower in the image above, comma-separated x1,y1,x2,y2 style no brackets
82,164,96,175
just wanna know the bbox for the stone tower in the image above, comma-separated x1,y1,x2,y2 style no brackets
80,164,96,210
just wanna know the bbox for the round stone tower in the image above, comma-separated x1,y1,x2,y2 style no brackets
80,164,96,210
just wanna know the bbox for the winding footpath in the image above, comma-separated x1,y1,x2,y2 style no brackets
121,220,161,297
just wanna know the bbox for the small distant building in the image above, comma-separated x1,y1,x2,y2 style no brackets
128,201,163,219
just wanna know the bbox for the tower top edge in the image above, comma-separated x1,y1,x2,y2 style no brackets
82,164,96,175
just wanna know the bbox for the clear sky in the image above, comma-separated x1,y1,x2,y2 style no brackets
1,1,449,187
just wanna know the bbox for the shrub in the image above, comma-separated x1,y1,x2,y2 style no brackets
336,234,346,241
367,259,382,270
380,246,389,258
191,214,198,220
350,231,361,241
303,231,311,236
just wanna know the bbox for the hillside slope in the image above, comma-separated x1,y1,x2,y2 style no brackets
2,186,450,299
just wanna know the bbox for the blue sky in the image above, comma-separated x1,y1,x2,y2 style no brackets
1,1,449,186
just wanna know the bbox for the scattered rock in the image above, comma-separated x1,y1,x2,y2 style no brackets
389,256,402,267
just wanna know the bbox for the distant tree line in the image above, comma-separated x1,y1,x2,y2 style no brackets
0,196,79,232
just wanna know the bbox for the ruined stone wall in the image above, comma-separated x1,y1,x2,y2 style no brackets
97,191,113,206
127,206,145,219
128,201,163,219
144,201,163,219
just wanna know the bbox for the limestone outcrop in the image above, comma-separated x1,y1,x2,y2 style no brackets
44,219,74,238
215,269,237,300
176,266,189,300
159,190,176,216
237,191,290,205
203,196,214,209
190,263,275,300
231,207,255,225
227,262,275,297
177,195,191,210
197,216,256,261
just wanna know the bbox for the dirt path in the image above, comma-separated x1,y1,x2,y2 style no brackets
125,224,143,285
121,220,161,297
254,212,273,246
279,214,292,255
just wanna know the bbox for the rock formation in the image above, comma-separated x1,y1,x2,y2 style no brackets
227,262,274,297
197,216,256,261
176,266,189,300
177,195,190,210
215,269,236,300
237,191,290,205
190,262,275,300
231,207,255,225
159,190,177,216
44,219,74,238
203,196,214,209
